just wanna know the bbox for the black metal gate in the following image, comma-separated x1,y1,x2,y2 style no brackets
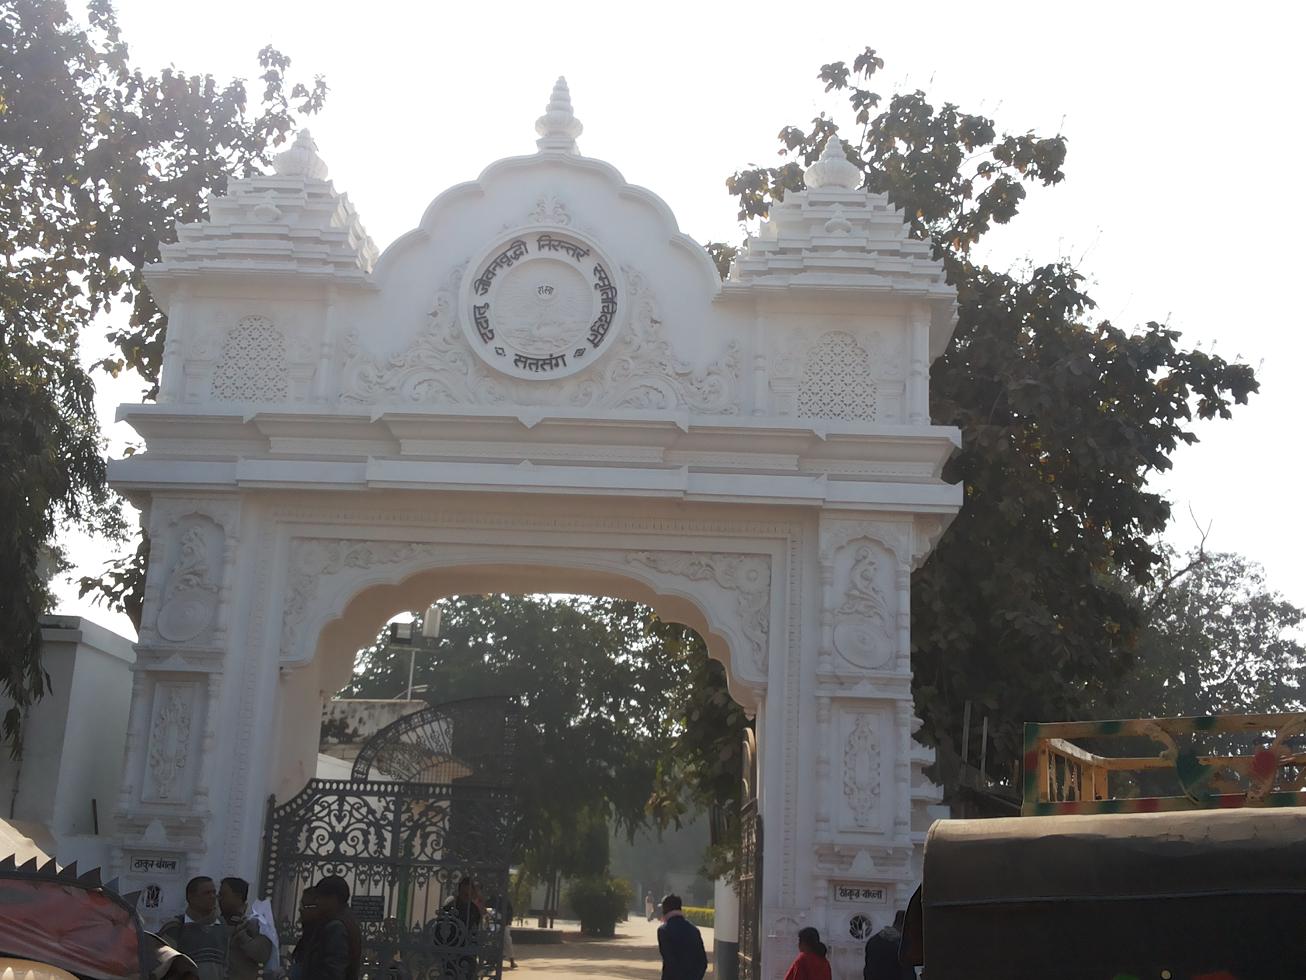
737,729,762,980
261,697,519,980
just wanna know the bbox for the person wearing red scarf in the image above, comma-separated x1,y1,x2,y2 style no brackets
783,926,832,980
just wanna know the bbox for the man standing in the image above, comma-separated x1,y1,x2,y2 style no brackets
863,910,914,980
292,886,350,980
160,877,227,980
440,876,483,979
656,894,707,980
315,877,363,980
218,877,274,980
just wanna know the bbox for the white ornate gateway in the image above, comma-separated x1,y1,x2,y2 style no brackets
109,79,959,977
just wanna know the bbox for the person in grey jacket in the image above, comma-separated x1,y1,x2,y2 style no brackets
160,877,227,980
219,877,273,980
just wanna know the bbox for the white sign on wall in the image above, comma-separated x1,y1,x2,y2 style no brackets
832,882,888,906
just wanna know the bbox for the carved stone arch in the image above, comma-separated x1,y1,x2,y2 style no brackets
281,540,774,712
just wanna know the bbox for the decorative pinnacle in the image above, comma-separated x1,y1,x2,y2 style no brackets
804,134,861,191
273,129,329,180
535,76,583,154
823,203,853,236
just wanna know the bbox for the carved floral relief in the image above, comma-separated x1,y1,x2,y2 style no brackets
155,520,222,644
281,539,443,660
842,712,882,829
830,541,896,670
626,551,771,674
144,684,197,802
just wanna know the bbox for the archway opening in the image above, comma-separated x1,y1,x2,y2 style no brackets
275,578,756,979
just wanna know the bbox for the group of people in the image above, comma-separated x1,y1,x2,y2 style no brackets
652,891,914,980
158,875,907,980
157,872,518,980
158,875,276,980
158,873,362,980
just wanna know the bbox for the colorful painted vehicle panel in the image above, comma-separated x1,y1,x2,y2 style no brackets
1022,712,1306,815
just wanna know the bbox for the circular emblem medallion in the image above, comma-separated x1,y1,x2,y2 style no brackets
460,228,624,379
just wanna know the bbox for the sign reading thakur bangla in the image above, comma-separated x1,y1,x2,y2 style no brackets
459,228,624,380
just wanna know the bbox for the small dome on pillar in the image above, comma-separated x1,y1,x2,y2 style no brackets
535,76,583,154
804,135,862,191
273,129,329,181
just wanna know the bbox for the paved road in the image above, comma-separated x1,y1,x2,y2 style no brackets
510,916,716,978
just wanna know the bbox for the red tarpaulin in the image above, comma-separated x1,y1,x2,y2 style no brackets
0,878,142,980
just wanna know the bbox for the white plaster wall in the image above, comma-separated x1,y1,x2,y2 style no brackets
0,617,134,870
0,640,74,828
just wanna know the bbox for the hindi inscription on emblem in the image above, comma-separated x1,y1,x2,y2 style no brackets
459,228,624,380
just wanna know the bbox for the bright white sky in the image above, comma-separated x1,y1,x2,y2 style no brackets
54,0,1306,639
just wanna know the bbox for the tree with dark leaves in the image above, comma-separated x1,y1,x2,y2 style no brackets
717,48,1258,790
0,0,323,743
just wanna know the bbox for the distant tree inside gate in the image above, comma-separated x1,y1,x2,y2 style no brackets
342,594,747,887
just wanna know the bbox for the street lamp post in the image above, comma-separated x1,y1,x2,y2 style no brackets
390,602,442,701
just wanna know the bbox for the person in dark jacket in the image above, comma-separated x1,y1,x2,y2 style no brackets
316,876,362,980
439,877,483,979
292,886,351,980
655,894,707,980
864,909,914,980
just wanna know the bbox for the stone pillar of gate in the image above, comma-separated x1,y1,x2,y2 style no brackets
106,495,245,929
722,137,955,979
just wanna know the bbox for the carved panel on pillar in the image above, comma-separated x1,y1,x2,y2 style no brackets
139,500,240,651
831,541,895,670
142,680,204,803
818,519,910,676
155,519,222,644
837,707,892,835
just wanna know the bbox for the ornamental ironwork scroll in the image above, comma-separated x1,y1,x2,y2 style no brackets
261,697,520,980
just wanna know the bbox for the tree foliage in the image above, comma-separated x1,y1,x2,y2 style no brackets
646,620,751,878
721,49,1259,783
0,0,324,725
1100,549,1305,719
343,595,708,882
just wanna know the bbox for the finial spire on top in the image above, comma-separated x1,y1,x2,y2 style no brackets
273,129,329,180
535,76,583,154
804,133,862,191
